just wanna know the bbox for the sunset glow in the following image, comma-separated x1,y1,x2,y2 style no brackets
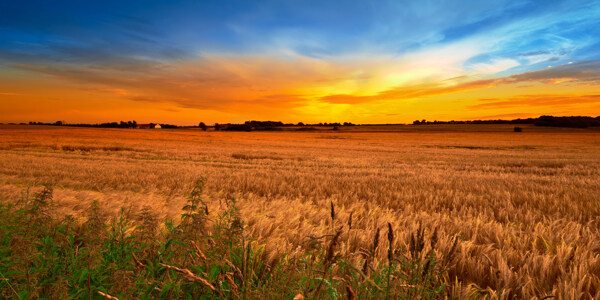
1,1,599,124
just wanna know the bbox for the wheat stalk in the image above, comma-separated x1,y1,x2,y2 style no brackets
160,263,216,291
97,291,119,300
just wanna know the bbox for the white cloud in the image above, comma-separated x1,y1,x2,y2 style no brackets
469,58,521,74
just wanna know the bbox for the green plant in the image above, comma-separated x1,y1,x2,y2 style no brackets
0,182,454,299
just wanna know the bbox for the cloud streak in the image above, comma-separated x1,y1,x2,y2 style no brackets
318,60,600,104
469,94,600,109
9,55,357,111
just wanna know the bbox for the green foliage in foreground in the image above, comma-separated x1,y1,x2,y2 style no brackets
0,180,455,299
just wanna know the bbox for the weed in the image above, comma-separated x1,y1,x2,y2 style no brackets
0,182,454,299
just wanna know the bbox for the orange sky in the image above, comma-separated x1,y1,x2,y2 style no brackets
1,56,599,125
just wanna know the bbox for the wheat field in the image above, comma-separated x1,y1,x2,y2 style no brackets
1,124,599,298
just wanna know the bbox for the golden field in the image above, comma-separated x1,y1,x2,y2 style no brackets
1,124,600,298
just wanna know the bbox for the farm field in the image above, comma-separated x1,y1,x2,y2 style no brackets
1,124,600,298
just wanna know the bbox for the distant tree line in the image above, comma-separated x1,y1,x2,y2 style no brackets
29,121,67,126
26,121,178,128
533,116,600,128
413,116,600,128
158,124,178,129
209,120,356,131
22,120,356,131
19,116,600,130
302,122,356,126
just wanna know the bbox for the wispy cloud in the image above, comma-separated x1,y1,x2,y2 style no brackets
318,59,600,104
469,94,600,109
318,79,497,104
466,112,542,120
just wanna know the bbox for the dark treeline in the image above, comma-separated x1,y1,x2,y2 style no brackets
18,120,355,131
413,115,600,128
533,116,600,128
216,120,356,131
221,121,285,131
27,121,178,129
18,115,600,130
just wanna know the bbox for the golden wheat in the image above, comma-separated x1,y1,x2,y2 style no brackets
1,124,599,298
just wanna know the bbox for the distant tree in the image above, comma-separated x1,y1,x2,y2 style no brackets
413,120,421,125
199,122,207,131
55,121,63,126
222,124,252,131
214,123,221,131
297,122,305,126
244,121,284,128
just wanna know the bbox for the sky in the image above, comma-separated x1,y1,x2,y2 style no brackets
1,0,599,125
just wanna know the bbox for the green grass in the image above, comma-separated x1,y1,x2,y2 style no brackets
0,179,455,299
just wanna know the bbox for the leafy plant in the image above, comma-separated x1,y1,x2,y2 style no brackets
0,181,454,299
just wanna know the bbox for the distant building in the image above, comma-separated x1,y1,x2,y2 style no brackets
137,123,160,129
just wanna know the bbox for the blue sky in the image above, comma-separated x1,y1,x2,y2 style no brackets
2,0,598,64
